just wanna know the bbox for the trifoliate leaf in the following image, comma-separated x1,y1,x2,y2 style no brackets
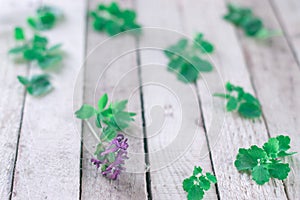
27,5,63,30
215,82,262,119
75,104,96,119
17,74,53,96
183,166,216,200
9,30,63,69
252,165,270,185
194,33,214,53
223,3,277,39
90,2,141,36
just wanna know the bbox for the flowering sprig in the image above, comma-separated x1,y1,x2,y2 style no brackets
75,94,136,180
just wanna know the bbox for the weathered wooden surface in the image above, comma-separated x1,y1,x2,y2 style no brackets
183,0,287,199
10,0,86,199
136,0,217,199
0,0,299,199
231,0,300,199
0,1,28,199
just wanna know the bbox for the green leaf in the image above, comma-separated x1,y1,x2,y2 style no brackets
268,163,290,180
191,57,213,72
187,185,204,200
75,104,96,119
98,93,108,111
14,27,25,40
252,165,270,185
193,166,202,176
276,135,291,152
38,55,62,69
226,96,238,111
205,173,217,183
234,146,266,171
199,176,210,191
95,113,102,128
242,92,260,106
47,43,62,52
178,63,199,83
238,102,261,118
263,138,279,158
8,45,29,54
17,76,30,85
101,126,117,141
18,74,53,96
183,176,197,192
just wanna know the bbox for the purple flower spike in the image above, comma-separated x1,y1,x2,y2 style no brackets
91,133,129,180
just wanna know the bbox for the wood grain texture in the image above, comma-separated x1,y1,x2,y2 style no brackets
136,0,217,199
231,0,300,199
0,1,29,199
271,0,300,65
80,0,147,199
182,0,287,198
11,0,86,199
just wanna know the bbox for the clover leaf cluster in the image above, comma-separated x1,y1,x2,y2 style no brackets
9,27,64,96
223,3,279,39
27,6,63,31
214,82,262,119
164,33,214,83
235,135,296,185
183,166,217,200
75,94,136,141
90,2,141,36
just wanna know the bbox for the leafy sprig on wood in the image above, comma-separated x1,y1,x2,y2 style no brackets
223,3,280,39
183,166,217,200
235,135,296,185
214,82,262,119
17,74,53,96
90,2,141,36
75,94,136,141
164,33,214,83
9,27,63,69
27,5,63,31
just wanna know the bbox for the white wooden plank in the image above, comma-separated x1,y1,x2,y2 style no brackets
231,0,300,199
11,0,86,199
272,0,300,65
80,0,147,199
182,0,287,198
0,2,29,199
136,0,217,199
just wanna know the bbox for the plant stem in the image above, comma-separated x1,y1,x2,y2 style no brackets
84,119,101,142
